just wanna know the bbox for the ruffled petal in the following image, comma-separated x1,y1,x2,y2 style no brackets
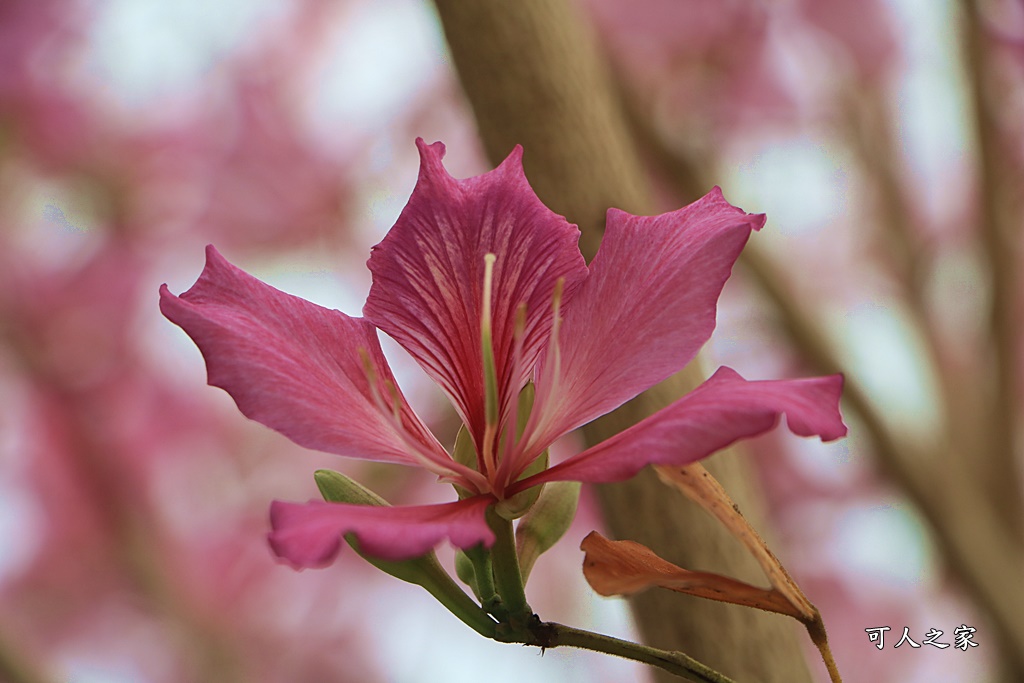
524,189,765,455
268,496,495,566
511,367,846,491
160,245,462,478
364,139,588,447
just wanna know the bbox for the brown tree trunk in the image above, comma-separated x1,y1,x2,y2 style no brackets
432,1,815,680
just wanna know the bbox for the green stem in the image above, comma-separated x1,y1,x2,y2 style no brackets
419,567,498,639
464,544,499,613
487,508,530,621
534,621,736,683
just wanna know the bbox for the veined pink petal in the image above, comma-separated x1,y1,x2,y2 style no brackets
363,139,588,449
268,496,495,566
524,189,765,457
511,367,846,492
160,245,466,480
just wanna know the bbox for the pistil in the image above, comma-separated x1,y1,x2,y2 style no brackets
480,253,500,481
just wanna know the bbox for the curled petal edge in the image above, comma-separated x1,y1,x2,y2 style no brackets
269,495,495,566
512,367,846,493
524,188,766,456
159,245,459,478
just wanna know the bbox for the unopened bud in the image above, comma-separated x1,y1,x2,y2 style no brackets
455,550,481,599
514,480,581,582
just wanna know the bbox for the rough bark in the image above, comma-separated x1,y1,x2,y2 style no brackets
432,1,815,680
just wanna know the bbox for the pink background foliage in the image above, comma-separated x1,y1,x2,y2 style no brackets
0,1,1005,682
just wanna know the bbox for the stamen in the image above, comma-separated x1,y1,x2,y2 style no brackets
551,277,565,330
515,277,566,479
357,347,384,407
357,347,488,492
514,302,527,348
385,379,402,423
481,253,499,429
543,277,565,397
494,302,529,493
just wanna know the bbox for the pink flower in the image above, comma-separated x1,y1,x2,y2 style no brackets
160,139,846,566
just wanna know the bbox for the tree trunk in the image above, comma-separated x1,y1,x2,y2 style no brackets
432,1,815,680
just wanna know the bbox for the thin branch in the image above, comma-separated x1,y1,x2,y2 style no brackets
620,72,1024,673
740,246,1024,672
532,621,737,683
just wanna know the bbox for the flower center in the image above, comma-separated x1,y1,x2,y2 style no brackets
474,253,568,499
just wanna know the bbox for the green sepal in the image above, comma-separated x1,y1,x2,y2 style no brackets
313,469,497,637
514,480,581,583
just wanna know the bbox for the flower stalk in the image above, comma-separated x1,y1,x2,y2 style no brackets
414,561,499,639
313,470,497,638
313,470,734,679
486,507,531,625
458,544,499,612
502,620,737,683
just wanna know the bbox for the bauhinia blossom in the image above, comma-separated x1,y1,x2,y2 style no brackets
160,139,846,566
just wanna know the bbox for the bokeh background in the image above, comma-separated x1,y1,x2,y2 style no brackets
1,1,1020,681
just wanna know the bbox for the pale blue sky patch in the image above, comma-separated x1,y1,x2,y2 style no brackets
887,0,971,221
729,135,850,238
84,0,287,105
834,302,943,439
0,487,40,584
306,0,446,138
829,502,934,588
787,436,858,487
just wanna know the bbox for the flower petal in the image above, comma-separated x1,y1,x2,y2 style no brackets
364,139,588,447
160,245,460,478
268,496,495,566
512,367,846,491
525,189,764,453
580,531,805,619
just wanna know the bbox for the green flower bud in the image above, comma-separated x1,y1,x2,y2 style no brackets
514,481,581,582
455,549,481,599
